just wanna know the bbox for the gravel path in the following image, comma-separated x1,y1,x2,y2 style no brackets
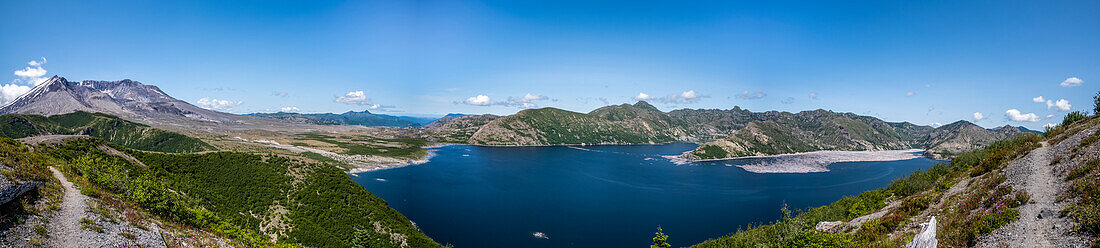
975,141,1089,247
48,166,89,248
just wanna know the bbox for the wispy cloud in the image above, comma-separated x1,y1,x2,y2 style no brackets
196,97,242,111
334,91,371,105
273,91,288,97
736,90,765,100
809,92,817,99
461,93,553,108
661,90,707,104
781,97,795,104
1060,77,1082,87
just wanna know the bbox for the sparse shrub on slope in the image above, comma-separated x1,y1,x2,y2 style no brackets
689,134,1041,248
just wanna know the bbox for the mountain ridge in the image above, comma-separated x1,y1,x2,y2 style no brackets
447,101,1025,160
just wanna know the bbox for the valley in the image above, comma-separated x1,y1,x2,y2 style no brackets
0,76,1092,248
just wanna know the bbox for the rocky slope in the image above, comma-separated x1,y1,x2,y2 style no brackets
689,116,1100,247
424,114,500,143
0,76,242,124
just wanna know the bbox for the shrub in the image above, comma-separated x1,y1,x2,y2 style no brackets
33,225,47,236
1063,111,1089,127
1068,160,1099,181
791,232,853,248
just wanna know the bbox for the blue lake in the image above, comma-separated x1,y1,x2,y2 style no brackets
352,143,942,247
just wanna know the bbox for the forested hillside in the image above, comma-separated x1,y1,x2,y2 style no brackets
43,138,441,247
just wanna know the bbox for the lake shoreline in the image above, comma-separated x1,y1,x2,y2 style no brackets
687,149,931,173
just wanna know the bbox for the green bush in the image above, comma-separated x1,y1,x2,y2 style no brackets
790,232,853,248
1063,111,1089,127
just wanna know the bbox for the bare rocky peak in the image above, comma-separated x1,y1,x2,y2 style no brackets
0,76,240,124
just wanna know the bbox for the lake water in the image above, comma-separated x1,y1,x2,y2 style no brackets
352,143,941,247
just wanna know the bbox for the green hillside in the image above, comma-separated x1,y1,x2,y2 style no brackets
0,112,212,153
468,104,682,145
44,138,440,248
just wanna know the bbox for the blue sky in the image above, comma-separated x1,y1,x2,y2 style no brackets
2,0,1098,129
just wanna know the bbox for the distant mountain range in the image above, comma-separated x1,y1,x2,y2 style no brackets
0,76,1028,160
431,101,1028,160
246,111,440,127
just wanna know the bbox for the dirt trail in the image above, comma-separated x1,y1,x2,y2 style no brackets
976,141,1087,247
48,166,91,247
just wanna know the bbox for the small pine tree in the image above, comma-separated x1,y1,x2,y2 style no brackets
651,226,671,248
1093,90,1099,116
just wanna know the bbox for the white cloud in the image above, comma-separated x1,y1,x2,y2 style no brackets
334,91,372,105
1060,77,1083,87
506,94,550,108
280,106,300,112
809,92,817,99
634,92,654,101
368,104,396,111
196,97,242,111
522,93,547,102
13,66,46,78
1032,96,1045,103
27,57,46,66
906,92,915,96
1047,114,1055,118
736,90,765,100
930,122,943,128
1005,109,1040,122
13,57,49,85
463,95,492,106
0,84,32,105
973,112,984,121
1046,99,1071,111
657,90,708,104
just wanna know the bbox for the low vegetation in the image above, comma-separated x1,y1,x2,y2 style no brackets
295,133,428,159
689,133,1042,248
0,112,213,153
1061,103,1100,245
39,137,439,247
